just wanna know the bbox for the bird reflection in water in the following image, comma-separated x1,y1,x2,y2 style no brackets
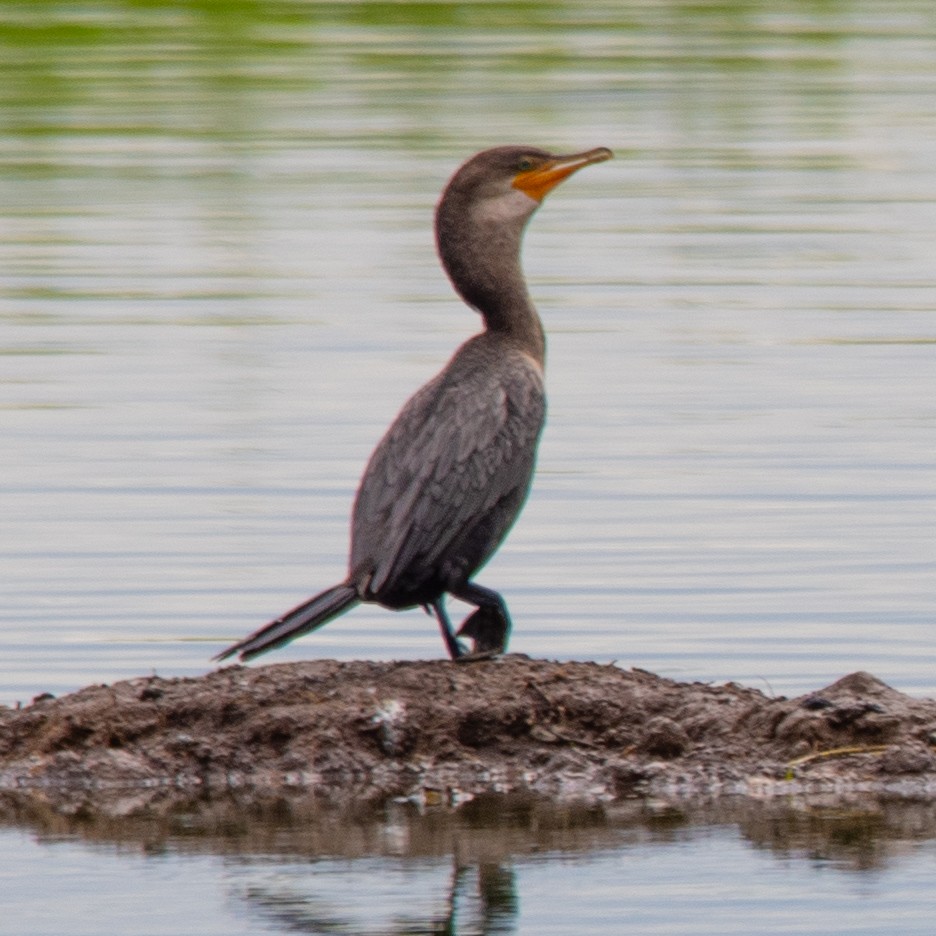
239,859,518,935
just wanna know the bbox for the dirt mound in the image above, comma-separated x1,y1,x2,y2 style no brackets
3,657,936,816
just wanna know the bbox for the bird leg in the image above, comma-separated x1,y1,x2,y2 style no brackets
428,598,467,660
451,583,512,659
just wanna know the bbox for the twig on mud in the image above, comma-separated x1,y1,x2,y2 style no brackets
786,744,890,769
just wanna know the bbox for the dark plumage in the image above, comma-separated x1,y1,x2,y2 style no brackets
215,144,612,663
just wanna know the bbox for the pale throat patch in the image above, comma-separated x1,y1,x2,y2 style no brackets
473,187,539,227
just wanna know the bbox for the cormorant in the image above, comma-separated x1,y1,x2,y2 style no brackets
215,144,612,663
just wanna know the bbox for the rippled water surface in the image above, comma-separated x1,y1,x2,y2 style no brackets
4,0,935,704
2,1,936,930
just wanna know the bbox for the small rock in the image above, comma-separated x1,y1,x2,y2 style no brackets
638,717,690,759
876,745,936,776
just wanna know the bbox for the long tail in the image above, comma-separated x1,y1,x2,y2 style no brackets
214,584,359,662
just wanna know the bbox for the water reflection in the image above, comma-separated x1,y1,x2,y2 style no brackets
6,792,936,935
243,861,518,936
738,799,926,873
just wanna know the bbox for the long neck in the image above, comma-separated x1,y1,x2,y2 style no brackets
435,191,546,365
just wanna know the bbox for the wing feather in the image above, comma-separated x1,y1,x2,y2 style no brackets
350,341,545,601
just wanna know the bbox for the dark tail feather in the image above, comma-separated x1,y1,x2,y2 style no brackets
214,584,359,662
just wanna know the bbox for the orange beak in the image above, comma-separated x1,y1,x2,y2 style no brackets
512,147,613,202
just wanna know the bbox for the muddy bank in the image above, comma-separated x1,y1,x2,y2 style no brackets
2,657,936,816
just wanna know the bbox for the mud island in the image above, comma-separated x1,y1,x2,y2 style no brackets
3,657,936,817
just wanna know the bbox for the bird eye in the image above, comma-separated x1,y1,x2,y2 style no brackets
517,157,535,172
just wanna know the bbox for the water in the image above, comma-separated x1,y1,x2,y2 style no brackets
2,1,936,930
5,796,936,936
4,0,934,704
